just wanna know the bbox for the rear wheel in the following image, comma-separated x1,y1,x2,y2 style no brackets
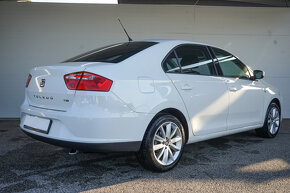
137,114,185,172
256,102,281,138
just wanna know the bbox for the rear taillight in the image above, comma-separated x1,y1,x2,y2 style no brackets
64,72,113,92
26,74,32,88
64,72,83,90
77,72,113,91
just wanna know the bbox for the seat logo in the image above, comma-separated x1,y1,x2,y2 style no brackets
40,79,46,87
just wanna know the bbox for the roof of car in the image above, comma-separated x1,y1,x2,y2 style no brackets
142,39,211,47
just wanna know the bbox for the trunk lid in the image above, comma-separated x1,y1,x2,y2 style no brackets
26,62,88,111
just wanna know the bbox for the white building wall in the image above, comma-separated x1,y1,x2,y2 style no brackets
0,2,289,118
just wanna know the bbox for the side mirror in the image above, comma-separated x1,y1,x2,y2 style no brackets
253,70,265,80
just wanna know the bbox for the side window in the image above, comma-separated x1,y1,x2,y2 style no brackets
212,47,250,79
175,45,216,76
163,52,180,73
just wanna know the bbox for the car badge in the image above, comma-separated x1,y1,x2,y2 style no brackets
40,79,46,87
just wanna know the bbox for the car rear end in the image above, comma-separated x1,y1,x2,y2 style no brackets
20,62,150,152
20,41,167,152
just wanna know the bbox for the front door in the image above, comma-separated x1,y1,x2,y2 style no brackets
211,47,265,129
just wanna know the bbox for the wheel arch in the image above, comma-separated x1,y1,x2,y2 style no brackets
262,98,282,123
271,98,281,110
144,108,189,144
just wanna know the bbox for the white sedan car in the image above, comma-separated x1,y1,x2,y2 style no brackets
20,40,282,171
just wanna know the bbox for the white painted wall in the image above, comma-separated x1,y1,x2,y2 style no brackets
0,2,289,118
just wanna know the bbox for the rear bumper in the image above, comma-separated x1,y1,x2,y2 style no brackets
22,129,141,152
20,92,154,152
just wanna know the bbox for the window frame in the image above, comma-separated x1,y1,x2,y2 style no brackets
209,46,252,80
161,49,181,74
161,43,218,77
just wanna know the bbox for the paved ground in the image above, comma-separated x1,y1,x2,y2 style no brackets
0,120,289,193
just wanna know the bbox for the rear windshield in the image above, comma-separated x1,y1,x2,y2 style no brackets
64,41,158,63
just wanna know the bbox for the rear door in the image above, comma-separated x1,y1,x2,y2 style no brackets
211,47,265,129
164,44,229,136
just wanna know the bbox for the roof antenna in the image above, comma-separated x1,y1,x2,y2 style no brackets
118,18,132,42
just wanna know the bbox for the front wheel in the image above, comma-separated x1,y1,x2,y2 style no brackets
137,114,185,172
256,102,281,138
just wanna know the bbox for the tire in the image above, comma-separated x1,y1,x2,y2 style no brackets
137,114,185,172
255,102,281,138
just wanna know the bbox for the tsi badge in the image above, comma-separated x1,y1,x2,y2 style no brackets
40,79,46,87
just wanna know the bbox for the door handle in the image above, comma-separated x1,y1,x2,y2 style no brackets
229,87,238,92
181,84,192,90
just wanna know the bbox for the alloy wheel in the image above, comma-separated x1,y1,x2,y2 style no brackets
152,122,183,166
267,106,280,135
